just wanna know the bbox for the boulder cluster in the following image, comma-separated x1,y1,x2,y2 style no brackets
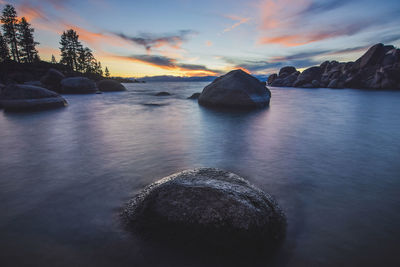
0,68,126,111
267,43,400,89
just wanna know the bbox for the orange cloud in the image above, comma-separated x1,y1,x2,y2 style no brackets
223,15,250,33
205,40,213,47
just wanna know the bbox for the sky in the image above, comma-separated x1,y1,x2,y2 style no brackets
1,0,400,77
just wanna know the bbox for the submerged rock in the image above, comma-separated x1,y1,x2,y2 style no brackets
97,80,126,92
0,84,67,111
198,69,271,109
187,92,201,99
155,91,171,96
122,168,286,249
61,77,97,94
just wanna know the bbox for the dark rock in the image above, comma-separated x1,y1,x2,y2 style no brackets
61,77,97,94
155,91,171,96
97,80,126,92
122,168,286,249
294,67,322,87
312,80,320,88
24,81,43,87
271,71,299,87
327,79,339,88
267,73,278,85
0,84,67,111
187,92,201,99
40,68,65,92
279,66,297,76
198,69,271,109
352,43,386,70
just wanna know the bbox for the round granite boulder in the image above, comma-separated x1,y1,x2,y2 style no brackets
198,70,271,109
61,77,97,94
122,168,286,249
0,84,67,112
97,80,126,92
40,68,65,92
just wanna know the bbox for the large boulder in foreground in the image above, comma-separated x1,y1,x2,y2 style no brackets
61,77,97,94
97,80,126,92
0,84,67,111
122,168,286,249
40,68,65,92
198,70,271,109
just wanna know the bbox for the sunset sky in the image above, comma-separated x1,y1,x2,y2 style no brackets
2,0,400,77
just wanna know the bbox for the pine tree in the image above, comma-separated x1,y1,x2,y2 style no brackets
0,31,10,62
51,54,57,64
1,4,20,62
96,61,103,76
17,17,39,63
105,67,110,78
60,29,82,71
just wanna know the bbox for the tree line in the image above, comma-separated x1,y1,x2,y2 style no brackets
0,4,111,77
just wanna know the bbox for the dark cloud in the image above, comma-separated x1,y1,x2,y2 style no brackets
122,54,220,74
300,0,348,15
115,30,197,52
131,55,175,67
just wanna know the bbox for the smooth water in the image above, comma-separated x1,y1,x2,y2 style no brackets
0,82,399,267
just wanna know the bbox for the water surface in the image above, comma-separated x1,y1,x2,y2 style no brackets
1,82,399,266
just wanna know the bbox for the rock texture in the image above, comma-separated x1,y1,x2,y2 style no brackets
198,69,271,109
0,84,67,111
97,80,126,92
267,43,400,89
122,168,286,249
61,77,97,94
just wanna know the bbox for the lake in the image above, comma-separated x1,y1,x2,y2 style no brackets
0,82,399,266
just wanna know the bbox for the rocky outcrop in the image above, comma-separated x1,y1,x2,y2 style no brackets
122,168,286,249
0,84,67,111
60,77,97,94
267,43,400,89
187,92,201,99
270,66,300,87
40,68,65,92
97,80,126,92
198,69,271,109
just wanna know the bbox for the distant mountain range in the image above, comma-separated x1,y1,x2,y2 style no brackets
136,74,269,82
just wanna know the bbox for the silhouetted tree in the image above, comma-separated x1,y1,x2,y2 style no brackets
105,66,110,77
77,46,96,73
1,4,20,62
17,17,39,63
51,54,57,64
60,29,81,71
0,31,10,62
96,61,103,76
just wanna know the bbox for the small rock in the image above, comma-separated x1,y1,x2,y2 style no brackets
187,92,201,99
155,91,171,96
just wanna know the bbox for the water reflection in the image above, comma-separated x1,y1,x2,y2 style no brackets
0,83,400,266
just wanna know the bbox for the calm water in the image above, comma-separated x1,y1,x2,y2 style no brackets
1,82,400,267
